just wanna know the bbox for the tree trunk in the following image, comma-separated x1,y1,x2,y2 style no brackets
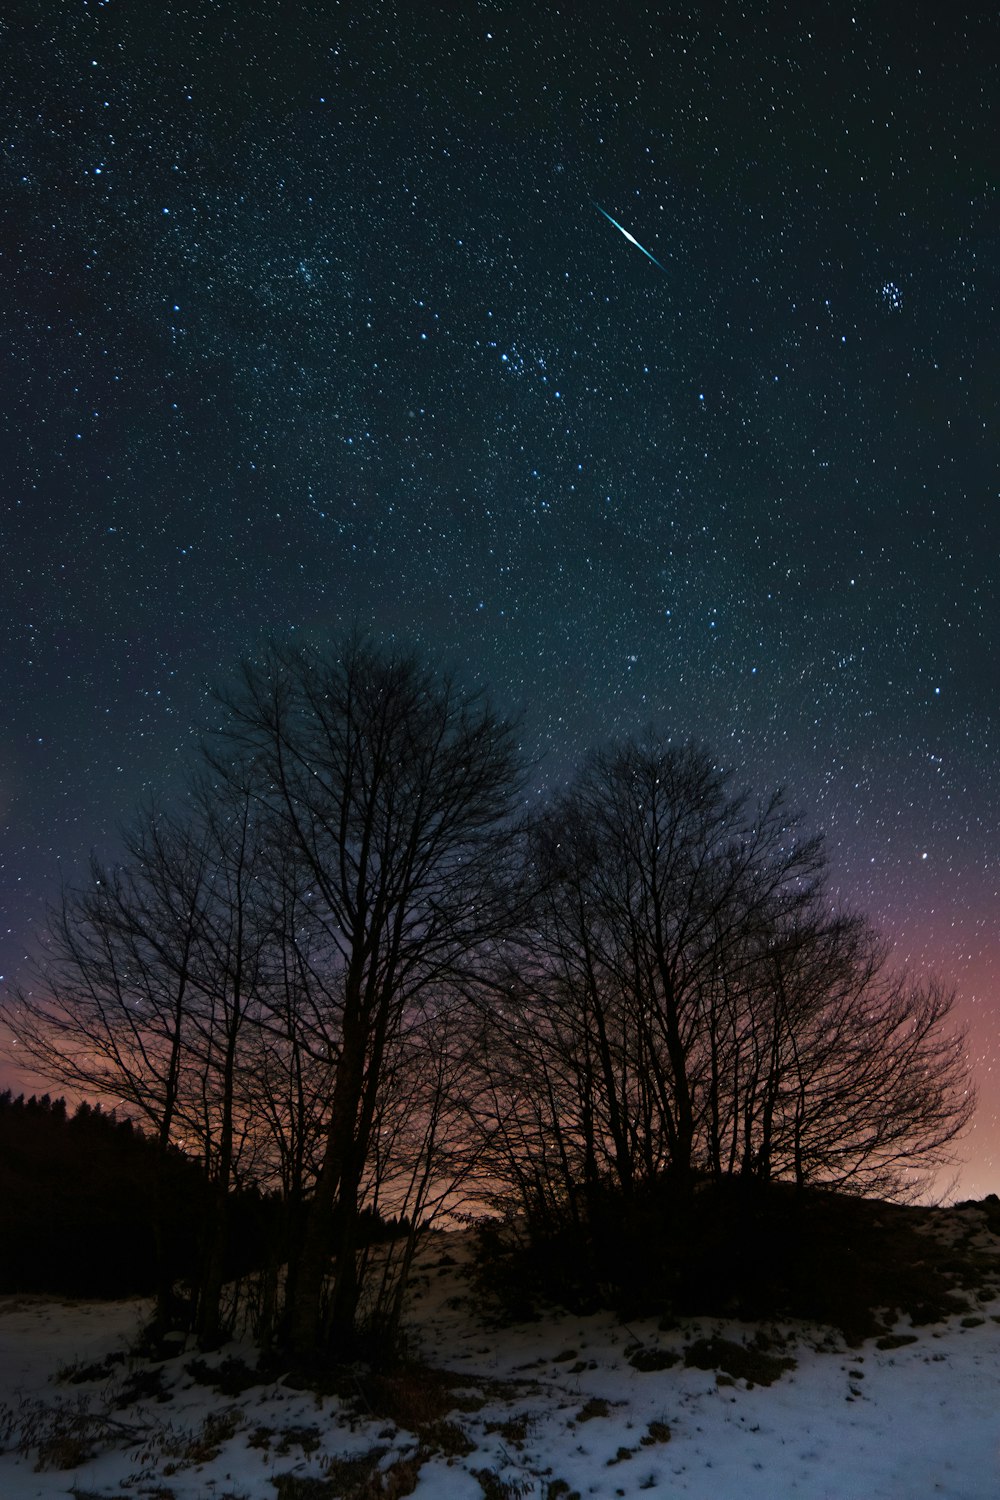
287,1025,365,1363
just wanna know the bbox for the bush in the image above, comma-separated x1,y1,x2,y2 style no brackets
474,1176,981,1339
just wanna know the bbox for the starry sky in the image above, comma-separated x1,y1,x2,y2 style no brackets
2,2,996,1192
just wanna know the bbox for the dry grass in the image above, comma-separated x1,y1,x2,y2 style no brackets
177,1406,243,1463
683,1335,796,1386
471,1469,533,1500
483,1413,531,1447
626,1344,679,1372
273,1450,427,1500
574,1396,610,1422
0,1395,148,1472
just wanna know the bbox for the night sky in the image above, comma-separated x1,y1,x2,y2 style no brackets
2,4,996,1191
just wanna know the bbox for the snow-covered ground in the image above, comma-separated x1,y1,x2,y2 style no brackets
2,1211,1000,1499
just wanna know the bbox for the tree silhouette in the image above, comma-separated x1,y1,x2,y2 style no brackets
212,638,523,1359
476,734,971,1228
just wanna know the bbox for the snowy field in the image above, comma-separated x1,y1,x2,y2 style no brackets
2,1209,1000,1499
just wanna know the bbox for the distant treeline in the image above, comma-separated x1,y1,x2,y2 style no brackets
0,1091,409,1302
0,1091,206,1296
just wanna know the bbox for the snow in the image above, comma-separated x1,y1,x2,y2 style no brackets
2,1221,1000,1499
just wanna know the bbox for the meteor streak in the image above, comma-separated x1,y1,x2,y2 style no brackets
593,202,667,274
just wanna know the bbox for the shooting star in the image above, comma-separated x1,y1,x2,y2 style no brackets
593,202,667,274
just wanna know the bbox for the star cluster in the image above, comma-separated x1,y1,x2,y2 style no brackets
1,2,996,1187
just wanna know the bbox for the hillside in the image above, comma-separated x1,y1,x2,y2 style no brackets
1,1197,1000,1499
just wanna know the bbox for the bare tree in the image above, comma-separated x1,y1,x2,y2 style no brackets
2,783,286,1341
212,638,523,1360
497,738,822,1199
479,733,972,1225
5,805,217,1330
178,780,276,1345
